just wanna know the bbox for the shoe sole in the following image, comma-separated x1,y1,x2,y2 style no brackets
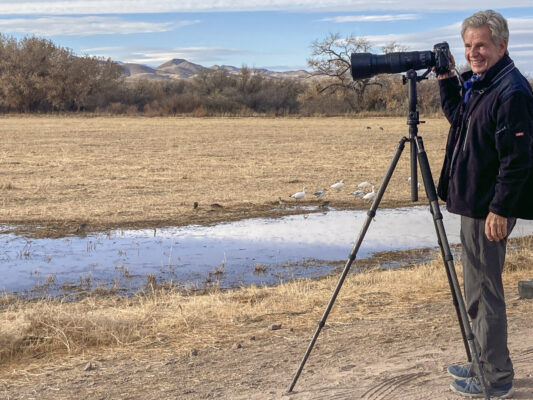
449,383,515,398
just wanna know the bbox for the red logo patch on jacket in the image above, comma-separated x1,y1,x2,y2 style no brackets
515,132,525,137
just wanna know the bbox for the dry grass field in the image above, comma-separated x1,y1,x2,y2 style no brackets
0,115,450,237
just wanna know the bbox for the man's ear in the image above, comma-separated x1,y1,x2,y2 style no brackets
498,40,508,58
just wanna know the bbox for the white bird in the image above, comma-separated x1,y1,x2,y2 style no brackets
291,187,306,200
351,190,364,197
407,177,422,188
330,180,344,190
313,188,327,198
362,186,376,201
358,181,373,189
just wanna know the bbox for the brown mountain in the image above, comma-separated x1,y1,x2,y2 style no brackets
155,59,208,78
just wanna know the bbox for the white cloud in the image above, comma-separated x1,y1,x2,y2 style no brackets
322,14,420,23
0,16,198,36
0,0,532,14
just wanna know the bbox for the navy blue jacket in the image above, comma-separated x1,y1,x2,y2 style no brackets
438,55,533,219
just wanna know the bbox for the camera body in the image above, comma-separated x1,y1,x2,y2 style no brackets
351,42,451,80
433,42,451,76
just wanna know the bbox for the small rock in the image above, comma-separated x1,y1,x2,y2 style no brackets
190,349,199,356
84,362,95,371
249,336,256,341
269,324,282,331
289,328,294,332
193,202,199,209
233,343,243,349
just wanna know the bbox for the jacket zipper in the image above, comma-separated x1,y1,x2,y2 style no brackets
449,116,470,176
463,117,471,152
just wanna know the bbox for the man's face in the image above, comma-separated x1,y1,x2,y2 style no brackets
463,25,507,75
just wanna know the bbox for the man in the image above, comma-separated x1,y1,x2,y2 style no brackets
436,9,533,398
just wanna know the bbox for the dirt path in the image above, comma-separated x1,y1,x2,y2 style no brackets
2,291,532,400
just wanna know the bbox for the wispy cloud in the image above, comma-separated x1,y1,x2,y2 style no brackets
0,16,199,36
1,0,532,14
322,14,420,23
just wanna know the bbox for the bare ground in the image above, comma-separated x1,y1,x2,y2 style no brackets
2,284,532,400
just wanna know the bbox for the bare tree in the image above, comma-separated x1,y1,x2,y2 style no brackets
307,33,381,111
381,41,409,54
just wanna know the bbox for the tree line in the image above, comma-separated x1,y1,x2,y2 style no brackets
0,34,447,116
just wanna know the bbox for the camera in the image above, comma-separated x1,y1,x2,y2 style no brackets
350,42,451,79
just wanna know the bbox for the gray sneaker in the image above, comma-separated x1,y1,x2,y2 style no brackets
450,377,514,398
448,364,474,380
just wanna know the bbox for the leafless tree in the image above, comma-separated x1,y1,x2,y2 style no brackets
381,41,409,54
307,33,382,111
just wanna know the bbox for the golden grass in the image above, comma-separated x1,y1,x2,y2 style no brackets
0,115,450,236
2,236,531,371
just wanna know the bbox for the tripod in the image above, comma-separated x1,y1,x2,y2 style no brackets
287,69,490,399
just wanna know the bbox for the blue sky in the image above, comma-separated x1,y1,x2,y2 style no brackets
1,1,533,74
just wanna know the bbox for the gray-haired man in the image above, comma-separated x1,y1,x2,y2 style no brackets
437,9,533,398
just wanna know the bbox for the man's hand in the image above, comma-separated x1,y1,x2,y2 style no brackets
485,212,508,241
436,52,456,79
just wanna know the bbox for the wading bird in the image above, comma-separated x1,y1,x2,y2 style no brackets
358,181,373,189
291,187,306,200
351,190,364,197
362,186,376,201
313,189,327,198
330,180,344,190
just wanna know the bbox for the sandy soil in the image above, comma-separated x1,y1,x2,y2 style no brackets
2,287,532,400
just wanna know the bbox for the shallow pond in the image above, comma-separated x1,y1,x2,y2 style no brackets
2,206,533,296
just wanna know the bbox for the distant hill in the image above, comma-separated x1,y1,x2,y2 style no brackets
120,58,310,81
156,59,209,78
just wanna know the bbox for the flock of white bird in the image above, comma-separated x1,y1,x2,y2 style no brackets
290,179,377,202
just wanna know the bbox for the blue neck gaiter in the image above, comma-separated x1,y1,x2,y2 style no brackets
463,73,480,103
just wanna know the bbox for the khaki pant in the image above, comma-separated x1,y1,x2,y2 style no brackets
460,215,516,387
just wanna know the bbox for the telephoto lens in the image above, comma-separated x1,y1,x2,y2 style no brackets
351,51,435,79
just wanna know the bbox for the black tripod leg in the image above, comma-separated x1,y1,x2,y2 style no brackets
415,136,490,400
430,215,472,362
287,136,409,393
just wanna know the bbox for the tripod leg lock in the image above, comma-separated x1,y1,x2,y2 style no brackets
367,210,376,218
445,254,454,262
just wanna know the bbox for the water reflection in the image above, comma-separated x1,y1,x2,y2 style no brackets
1,206,533,295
